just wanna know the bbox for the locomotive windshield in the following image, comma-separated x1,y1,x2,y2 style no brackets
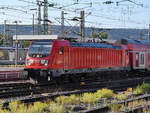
28,41,52,58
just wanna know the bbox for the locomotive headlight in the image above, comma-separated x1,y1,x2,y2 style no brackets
44,60,49,66
41,60,45,64
41,60,49,66
27,59,33,66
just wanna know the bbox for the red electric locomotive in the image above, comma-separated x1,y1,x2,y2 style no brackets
25,36,130,82
25,35,150,82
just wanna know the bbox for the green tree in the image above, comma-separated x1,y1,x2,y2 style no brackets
0,34,3,45
88,28,108,39
88,27,98,38
23,41,31,48
88,32,98,38
98,32,108,39
0,34,13,46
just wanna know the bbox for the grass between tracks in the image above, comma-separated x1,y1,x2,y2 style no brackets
0,83,150,113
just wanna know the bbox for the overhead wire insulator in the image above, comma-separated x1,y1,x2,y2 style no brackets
103,1,114,4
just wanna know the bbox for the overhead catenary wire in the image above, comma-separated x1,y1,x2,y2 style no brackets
0,0,148,29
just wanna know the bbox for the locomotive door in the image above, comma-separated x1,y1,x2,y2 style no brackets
57,46,69,69
139,52,146,68
135,53,139,67
63,47,69,69
56,47,64,69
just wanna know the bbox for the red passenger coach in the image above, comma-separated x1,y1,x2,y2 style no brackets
25,36,130,81
119,39,150,71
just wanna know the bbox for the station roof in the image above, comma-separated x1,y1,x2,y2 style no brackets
0,47,27,50
13,35,59,40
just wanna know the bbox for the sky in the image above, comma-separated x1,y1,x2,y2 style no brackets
0,0,149,29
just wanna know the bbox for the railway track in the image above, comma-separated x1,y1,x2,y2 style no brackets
0,68,148,99
0,77,136,98
0,68,25,81
0,75,149,99
81,94,150,113
1,76,149,107
123,104,150,113
0,70,149,113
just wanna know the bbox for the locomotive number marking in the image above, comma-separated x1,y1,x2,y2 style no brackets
57,60,63,64
35,60,40,64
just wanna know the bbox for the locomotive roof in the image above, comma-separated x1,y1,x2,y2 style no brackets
70,42,122,49
120,39,150,45
32,40,121,49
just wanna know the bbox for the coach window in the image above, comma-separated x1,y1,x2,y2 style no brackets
59,47,64,54
149,47,150,51
136,53,139,67
140,54,144,65
126,50,129,55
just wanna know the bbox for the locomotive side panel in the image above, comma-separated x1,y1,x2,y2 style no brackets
69,47,124,70
69,47,87,69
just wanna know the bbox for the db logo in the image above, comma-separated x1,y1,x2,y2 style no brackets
57,60,63,64
35,60,40,64
98,56,101,60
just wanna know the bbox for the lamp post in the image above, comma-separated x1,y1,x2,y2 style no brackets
13,20,21,67
61,11,68,37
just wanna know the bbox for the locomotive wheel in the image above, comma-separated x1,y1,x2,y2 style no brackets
27,70,39,84
29,77,38,84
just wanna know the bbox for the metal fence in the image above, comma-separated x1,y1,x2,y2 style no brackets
0,47,27,65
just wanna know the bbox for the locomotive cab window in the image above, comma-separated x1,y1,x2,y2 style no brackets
59,47,64,54
28,40,52,58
